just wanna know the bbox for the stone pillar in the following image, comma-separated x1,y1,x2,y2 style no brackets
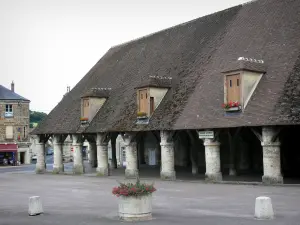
89,141,97,168
53,135,64,174
123,132,138,178
35,135,46,174
160,131,176,180
204,139,222,182
96,133,109,176
72,134,84,174
261,127,283,184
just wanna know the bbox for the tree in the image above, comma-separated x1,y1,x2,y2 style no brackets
30,110,47,128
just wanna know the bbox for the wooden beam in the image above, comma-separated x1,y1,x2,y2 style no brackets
271,127,282,142
250,128,262,142
151,131,160,143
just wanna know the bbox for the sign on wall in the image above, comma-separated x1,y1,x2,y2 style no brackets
198,131,214,139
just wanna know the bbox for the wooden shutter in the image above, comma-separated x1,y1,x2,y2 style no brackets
138,89,148,113
6,126,13,139
226,74,241,102
150,97,154,114
83,99,89,118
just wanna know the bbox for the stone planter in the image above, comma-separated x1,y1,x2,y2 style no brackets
118,194,152,221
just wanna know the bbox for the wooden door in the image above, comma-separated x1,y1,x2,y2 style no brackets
138,89,148,113
226,74,240,102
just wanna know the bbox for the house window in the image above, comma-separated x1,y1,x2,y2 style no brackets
138,89,148,113
5,126,13,139
5,104,13,118
226,74,241,103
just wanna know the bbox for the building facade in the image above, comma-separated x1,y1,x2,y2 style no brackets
32,0,300,184
0,82,31,165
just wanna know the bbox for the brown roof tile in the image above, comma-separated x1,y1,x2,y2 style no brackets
32,0,300,135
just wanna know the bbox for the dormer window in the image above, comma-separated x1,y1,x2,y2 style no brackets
80,88,111,125
226,74,240,103
135,76,172,123
222,57,266,113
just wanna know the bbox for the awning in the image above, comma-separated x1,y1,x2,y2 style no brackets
0,144,18,152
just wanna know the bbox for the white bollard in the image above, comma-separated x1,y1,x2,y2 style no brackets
254,196,274,220
28,196,44,216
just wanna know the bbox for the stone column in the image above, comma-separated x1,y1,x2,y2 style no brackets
53,134,64,174
123,132,138,178
89,141,97,168
96,133,109,176
160,131,176,180
35,135,46,174
204,139,222,182
261,127,283,184
72,134,84,174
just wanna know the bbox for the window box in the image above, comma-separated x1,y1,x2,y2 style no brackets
80,117,89,125
222,102,241,112
224,106,241,112
4,112,13,118
137,112,148,119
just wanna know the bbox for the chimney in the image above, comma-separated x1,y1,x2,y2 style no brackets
11,81,15,92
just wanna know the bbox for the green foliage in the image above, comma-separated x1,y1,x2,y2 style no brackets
112,178,156,197
29,110,47,127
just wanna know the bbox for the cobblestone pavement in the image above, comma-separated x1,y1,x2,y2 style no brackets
0,173,300,225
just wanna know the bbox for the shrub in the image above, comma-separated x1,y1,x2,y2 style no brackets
137,112,147,117
112,179,156,197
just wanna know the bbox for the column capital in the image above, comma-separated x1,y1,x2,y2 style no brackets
96,133,109,146
71,134,83,145
261,142,280,147
160,130,173,143
203,139,220,147
52,134,67,144
160,142,174,147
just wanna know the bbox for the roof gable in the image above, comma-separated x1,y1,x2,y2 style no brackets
0,85,30,101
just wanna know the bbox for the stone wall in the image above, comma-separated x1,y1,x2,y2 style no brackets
0,100,30,142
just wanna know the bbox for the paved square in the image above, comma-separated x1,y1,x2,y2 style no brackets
0,173,299,225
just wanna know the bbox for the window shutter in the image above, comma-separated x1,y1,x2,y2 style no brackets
6,126,13,139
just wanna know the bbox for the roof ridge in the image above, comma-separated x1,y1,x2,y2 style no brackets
111,4,245,49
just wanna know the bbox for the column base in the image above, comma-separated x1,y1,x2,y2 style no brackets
52,166,64,174
73,165,84,174
262,175,283,185
160,171,176,181
90,160,97,168
205,172,222,182
125,169,139,179
35,167,46,174
96,167,109,176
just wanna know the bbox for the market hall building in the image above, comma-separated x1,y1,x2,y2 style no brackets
31,0,300,184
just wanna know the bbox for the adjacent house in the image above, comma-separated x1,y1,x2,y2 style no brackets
32,0,300,184
0,82,31,165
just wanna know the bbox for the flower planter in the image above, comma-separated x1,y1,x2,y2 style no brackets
118,195,152,221
80,120,89,125
224,106,241,112
137,116,148,120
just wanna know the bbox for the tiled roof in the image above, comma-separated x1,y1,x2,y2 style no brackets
0,85,30,101
32,0,300,135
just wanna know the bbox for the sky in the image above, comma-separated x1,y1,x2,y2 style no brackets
0,0,251,113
